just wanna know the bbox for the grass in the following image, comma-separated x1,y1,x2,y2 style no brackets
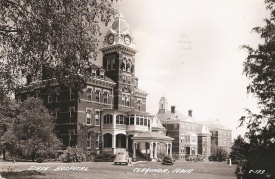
0,161,236,179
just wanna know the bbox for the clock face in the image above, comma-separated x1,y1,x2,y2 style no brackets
107,34,114,44
124,35,131,45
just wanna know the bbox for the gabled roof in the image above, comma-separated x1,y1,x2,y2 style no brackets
199,120,231,130
157,110,193,122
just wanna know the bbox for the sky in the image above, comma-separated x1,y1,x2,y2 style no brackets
96,0,270,139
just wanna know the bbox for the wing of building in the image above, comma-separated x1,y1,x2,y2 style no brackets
157,97,232,159
15,11,174,162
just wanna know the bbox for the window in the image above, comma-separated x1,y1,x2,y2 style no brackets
26,94,30,99
191,147,196,155
127,76,131,84
104,114,113,124
92,69,96,76
103,92,108,104
87,89,92,101
122,58,126,71
126,96,130,107
191,136,197,143
17,95,21,103
116,115,128,125
107,60,111,71
140,116,144,125
137,99,141,111
86,110,92,125
69,130,75,147
181,135,184,142
99,70,104,78
70,88,74,100
123,75,126,83
95,111,99,126
95,90,100,102
56,93,60,102
69,108,74,123
130,116,134,125
95,133,100,148
144,118,147,126
35,91,40,98
186,136,190,142
136,116,140,125
112,58,115,70
55,109,60,121
126,60,131,72
48,95,52,103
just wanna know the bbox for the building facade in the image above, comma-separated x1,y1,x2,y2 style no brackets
15,12,174,161
157,97,232,159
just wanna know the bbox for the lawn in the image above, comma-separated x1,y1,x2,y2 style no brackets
0,161,236,179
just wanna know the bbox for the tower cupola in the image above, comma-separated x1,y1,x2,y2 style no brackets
103,11,135,49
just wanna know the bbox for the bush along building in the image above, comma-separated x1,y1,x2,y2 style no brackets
15,12,174,162
157,97,232,159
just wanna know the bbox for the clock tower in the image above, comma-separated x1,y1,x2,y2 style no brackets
100,11,142,111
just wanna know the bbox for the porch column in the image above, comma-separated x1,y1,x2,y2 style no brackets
169,143,172,157
113,114,116,128
133,142,137,162
112,134,116,154
126,135,128,151
166,143,169,155
150,142,153,159
154,142,158,158
190,147,191,155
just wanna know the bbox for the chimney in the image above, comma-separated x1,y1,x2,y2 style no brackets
171,106,175,114
188,110,193,117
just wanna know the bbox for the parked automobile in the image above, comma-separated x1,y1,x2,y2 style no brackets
186,155,204,162
114,151,132,165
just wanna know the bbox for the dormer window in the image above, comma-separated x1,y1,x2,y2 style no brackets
92,69,96,76
99,70,104,78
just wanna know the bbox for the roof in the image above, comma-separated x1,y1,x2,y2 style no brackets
199,120,231,130
157,110,193,122
151,116,165,129
197,123,211,134
132,131,174,141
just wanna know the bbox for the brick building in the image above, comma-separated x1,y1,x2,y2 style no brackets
157,97,232,159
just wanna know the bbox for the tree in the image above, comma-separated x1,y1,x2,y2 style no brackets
0,96,18,160
0,0,116,99
229,135,249,164
239,0,275,178
0,97,62,161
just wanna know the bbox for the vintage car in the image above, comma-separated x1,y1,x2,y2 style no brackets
114,151,132,165
186,155,204,162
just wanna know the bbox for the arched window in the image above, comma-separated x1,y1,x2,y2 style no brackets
104,114,113,124
116,115,128,125
121,58,126,71
126,59,131,72
104,133,112,147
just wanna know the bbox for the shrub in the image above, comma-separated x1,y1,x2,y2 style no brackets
36,157,44,163
61,147,86,163
209,147,228,162
93,153,115,162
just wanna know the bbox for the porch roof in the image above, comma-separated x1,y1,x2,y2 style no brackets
131,131,174,141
